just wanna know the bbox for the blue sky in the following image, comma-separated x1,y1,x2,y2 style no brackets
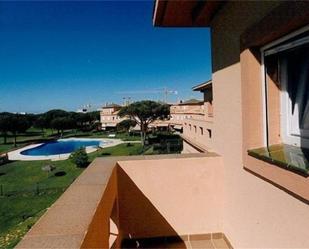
0,1,211,113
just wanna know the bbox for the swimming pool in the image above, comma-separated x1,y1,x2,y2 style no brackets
21,139,103,156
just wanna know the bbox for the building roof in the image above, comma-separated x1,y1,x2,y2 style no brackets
153,0,224,27
192,80,212,92
179,99,203,105
102,103,121,109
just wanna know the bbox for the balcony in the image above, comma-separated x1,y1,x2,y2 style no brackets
16,153,231,249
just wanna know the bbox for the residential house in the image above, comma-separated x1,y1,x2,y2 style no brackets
182,80,213,153
170,99,203,128
100,103,124,131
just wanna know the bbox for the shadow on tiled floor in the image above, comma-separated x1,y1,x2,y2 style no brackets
122,236,230,249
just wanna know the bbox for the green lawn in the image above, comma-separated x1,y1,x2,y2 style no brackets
0,142,143,249
0,129,180,248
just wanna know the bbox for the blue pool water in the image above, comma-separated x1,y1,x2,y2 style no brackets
21,139,102,156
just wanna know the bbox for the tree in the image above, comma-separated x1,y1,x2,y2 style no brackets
118,100,170,145
73,111,100,131
43,109,69,132
74,113,92,131
51,117,75,137
8,115,31,147
88,111,100,122
117,119,136,132
34,116,48,134
0,114,12,144
69,148,89,168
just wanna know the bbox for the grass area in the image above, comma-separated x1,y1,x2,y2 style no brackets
0,142,143,248
0,193,62,248
99,142,144,157
0,161,82,248
0,128,180,248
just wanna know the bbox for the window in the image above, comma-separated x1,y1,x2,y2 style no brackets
242,15,309,200
194,125,197,133
262,29,309,149
252,28,309,175
207,129,212,138
281,45,309,147
200,127,203,135
189,124,191,130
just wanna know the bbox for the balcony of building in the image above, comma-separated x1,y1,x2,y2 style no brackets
16,153,232,249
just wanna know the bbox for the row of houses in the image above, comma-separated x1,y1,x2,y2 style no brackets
170,80,213,153
100,80,214,154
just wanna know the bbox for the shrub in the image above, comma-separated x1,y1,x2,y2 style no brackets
101,152,111,156
54,171,66,177
69,147,89,168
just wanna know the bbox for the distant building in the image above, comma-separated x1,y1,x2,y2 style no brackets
77,104,92,113
169,80,213,153
100,103,125,131
170,98,204,129
182,80,213,153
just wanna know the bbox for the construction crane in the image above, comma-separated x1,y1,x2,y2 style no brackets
116,87,178,103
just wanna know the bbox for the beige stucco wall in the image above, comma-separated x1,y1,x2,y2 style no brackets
171,102,214,151
182,140,201,153
211,1,309,248
183,117,213,150
117,156,224,238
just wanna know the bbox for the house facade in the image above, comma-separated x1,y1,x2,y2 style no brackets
182,81,214,153
17,1,309,249
100,104,124,130
169,80,213,153
154,0,309,247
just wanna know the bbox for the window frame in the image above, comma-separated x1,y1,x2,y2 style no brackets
260,25,309,148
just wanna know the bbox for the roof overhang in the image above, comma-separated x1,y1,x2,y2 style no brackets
153,0,225,27
192,80,212,92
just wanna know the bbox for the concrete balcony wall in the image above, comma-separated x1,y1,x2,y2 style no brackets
81,166,119,249
16,154,223,248
117,156,224,239
16,158,119,249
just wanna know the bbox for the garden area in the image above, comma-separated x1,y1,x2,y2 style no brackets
0,131,182,248
0,142,145,248
0,104,183,248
